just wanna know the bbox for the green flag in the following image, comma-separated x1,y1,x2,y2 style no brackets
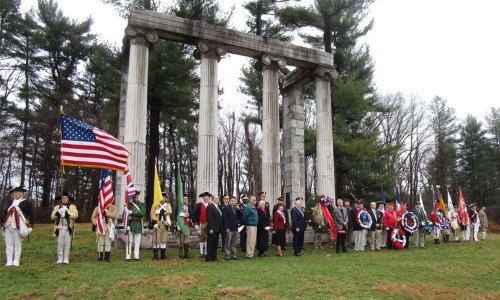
177,168,187,235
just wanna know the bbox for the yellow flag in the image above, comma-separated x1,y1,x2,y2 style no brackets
153,165,163,220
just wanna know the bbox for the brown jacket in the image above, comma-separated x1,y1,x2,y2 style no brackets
91,205,117,227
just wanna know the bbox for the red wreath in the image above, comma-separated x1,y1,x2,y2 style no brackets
391,228,407,250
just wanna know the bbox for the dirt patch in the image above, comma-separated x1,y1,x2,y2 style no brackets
114,272,205,291
214,286,276,299
373,282,500,300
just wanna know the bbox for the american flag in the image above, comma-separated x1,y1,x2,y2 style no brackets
97,169,114,236
123,168,135,229
60,115,130,172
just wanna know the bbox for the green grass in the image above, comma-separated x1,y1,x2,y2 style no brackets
1,224,499,299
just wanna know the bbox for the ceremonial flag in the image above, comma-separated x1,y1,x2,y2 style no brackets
437,189,448,218
457,187,470,226
97,169,114,236
432,187,438,209
152,165,163,220
123,168,135,229
446,189,454,217
60,115,130,172
396,185,402,211
381,186,387,209
176,168,187,235
419,193,427,217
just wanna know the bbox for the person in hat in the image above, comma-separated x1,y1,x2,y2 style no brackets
291,197,306,256
177,193,193,259
412,201,427,248
367,201,383,251
150,192,172,260
237,194,249,252
125,191,145,260
193,192,211,257
91,200,117,263
451,206,461,242
479,206,488,241
242,195,258,258
51,191,78,264
259,191,270,217
312,199,326,250
382,201,397,250
396,201,410,249
468,203,480,242
1,186,34,267
430,202,443,245
206,194,222,262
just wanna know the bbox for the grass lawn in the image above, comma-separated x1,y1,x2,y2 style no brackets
1,224,499,299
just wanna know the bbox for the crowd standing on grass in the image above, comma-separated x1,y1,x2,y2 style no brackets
1,186,492,267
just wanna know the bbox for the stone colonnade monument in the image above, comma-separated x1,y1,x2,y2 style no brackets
115,9,337,214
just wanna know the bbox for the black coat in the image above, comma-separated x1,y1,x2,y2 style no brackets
2,199,34,227
222,205,239,232
367,208,383,231
206,203,222,233
352,207,363,231
290,207,306,232
257,209,270,252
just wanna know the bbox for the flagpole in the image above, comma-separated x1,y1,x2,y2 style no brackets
59,106,65,197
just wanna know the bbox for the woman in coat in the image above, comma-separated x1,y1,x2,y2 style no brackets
273,203,286,256
256,200,270,257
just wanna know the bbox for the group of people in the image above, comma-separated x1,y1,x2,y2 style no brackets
1,185,491,267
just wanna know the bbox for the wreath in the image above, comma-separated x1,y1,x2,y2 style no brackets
402,212,418,233
355,210,372,230
305,195,334,234
391,228,407,250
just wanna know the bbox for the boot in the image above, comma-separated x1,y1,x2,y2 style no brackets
104,252,110,263
152,248,158,260
160,248,166,260
183,244,189,259
179,246,184,258
98,252,103,262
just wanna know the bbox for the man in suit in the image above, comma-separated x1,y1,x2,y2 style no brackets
218,194,229,249
206,194,222,262
412,201,427,248
367,201,383,251
344,199,354,247
222,196,239,260
291,197,306,256
333,198,348,254
237,194,249,252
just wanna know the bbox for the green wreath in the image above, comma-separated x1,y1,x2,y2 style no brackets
305,195,334,234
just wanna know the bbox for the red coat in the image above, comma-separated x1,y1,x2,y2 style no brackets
273,211,285,230
383,210,397,229
396,209,407,228
430,209,442,225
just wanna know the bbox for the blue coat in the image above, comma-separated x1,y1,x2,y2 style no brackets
222,205,239,232
242,204,258,226
291,207,306,232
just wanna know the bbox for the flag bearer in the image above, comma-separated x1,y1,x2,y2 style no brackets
126,191,145,261
91,203,117,262
150,192,172,260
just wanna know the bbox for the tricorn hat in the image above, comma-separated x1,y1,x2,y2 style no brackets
277,196,284,201
469,203,477,208
259,191,267,197
161,192,167,197
9,186,27,193
199,191,212,198
135,191,141,195
240,194,249,200
58,190,74,202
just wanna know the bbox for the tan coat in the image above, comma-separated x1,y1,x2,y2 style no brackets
91,205,117,227
51,204,78,234
151,202,172,244
479,210,488,228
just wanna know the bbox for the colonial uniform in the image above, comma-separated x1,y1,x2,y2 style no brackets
150,193,172,260
1,186,34,267
126,192,145,260
177,195,193,259
193,192,211,257
479,208,488,240
51,193,78,264
450,207,460,242
91,204,117,262
430,207,443,244
469,204,480,242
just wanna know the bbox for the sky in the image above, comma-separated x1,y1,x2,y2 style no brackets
20,0,500,122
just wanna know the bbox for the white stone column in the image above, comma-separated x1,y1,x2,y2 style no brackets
195,41,225,200
123,31,157,199
261,54,286,210
315,67,337,199
282,85,305,209
115,46,129,218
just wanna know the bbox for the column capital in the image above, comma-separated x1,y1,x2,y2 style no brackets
125,28,158,48
314,65,338,81
255,53,287,71
193,40,226,61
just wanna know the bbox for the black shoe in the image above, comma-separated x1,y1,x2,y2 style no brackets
160,249,166,260
231,257,239,260
152,249,158,260
104,252,111,263
98,253,103,262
